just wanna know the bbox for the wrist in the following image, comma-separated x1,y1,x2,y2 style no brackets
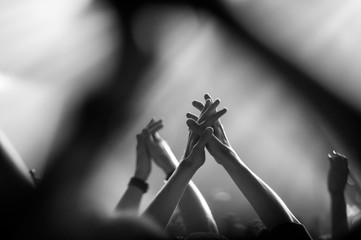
216,149,239,167
179,159,199,175
134,170,149,181
128,177,149,193
162,165,176,176
160,161,176,175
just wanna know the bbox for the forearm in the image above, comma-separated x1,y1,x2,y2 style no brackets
331,194,348,239
178,181,218,233
116,186,144,213
159,152,218,233
142,161,197,230
220,152,296,229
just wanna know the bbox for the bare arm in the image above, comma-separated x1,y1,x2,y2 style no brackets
188,94,299,230
116,120,162,213
213,149,297,229
141,104,225,231
142,127,213,230
328,151,348,240
144,125,218,233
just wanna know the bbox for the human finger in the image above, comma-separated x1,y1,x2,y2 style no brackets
204,93,213,101
148,119,163,133
201,99,220,116
198,99,221,123
152,132,163,143
192,101,205,112
200,108,227,128
202,99,212,114
186,112,199,121
142,128,155,147
194,127,213,149
146,118,161,130
146,118,155,128
186,119,203,136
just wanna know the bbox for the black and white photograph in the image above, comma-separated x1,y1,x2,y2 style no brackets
1,1,361,239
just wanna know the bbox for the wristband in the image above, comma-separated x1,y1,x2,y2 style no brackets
165,170,175,181
129,177,149,193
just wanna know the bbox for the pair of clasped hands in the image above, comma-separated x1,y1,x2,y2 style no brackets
134,93,230,182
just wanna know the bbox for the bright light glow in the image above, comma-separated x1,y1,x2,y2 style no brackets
0,0,116,174
0,73,13,91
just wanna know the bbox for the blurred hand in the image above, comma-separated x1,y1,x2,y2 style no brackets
142,120,177,175
134,119,163,180
328,151,349,195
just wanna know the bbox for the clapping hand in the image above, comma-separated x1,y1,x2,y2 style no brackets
185,94,227,158
186,94,233,164
142,119,177,176
134,119,163,180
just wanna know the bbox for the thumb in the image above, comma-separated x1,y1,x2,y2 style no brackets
195,127,213,149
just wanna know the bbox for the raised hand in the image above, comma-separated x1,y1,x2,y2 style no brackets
184,96,227,159
192,93,230,146
142,121,177,176
187,95,306,231
116,119,163,213
142,127,214,230
186,94,233,164
328,151,349,239
183,127,214,170
134,119,163,180
328,151,349,195
143,118,219,233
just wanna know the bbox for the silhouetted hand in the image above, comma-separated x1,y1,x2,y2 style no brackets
328,151,349,195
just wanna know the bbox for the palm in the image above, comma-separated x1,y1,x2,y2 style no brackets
135,134,151,180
